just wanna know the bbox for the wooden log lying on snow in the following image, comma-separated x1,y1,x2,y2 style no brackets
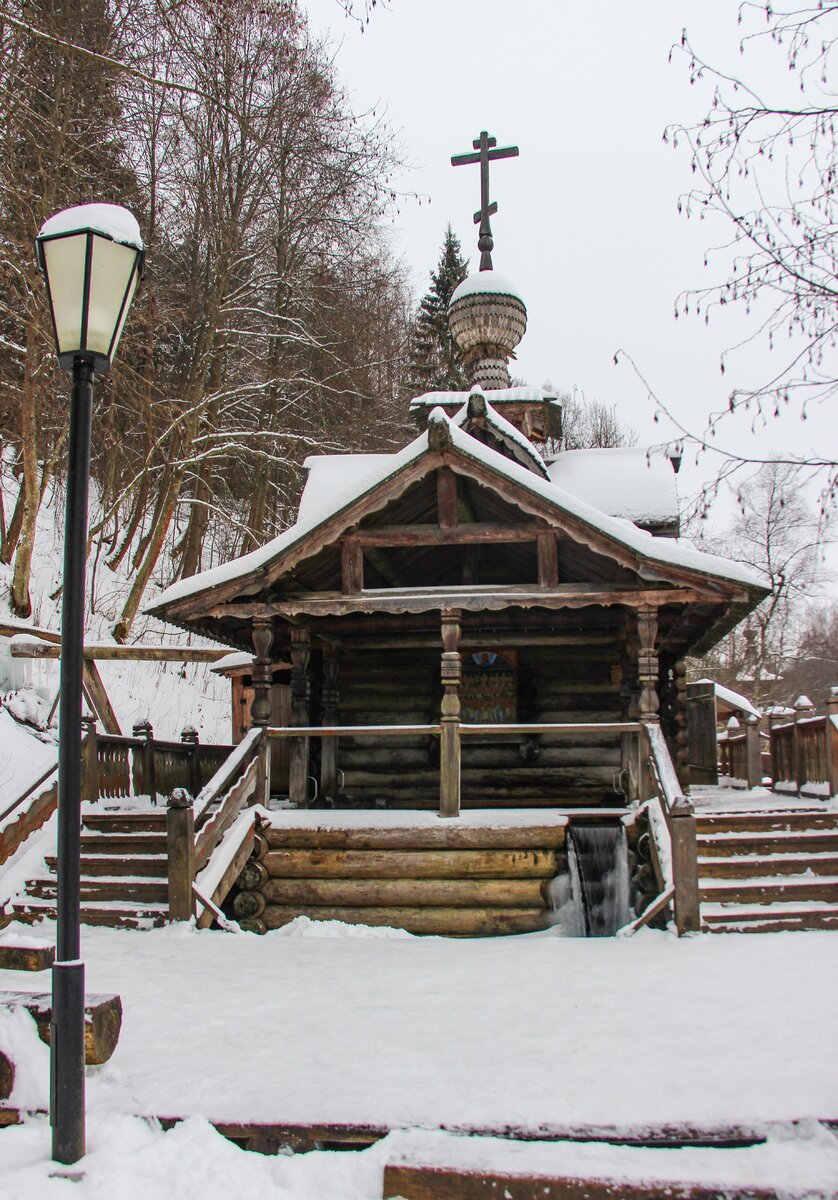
262,848,560,880
259,904,549,937
382,1165,781,1200
0,992,122,1065
0,1050,14,1100
259,877,548,909
0,944,55,972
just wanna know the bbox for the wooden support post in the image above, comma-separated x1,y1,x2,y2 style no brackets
251,617,274,806
669,796,700,935
437,467,458,529
745,714,762,790
133,718,156,803
828,688,838,800
289,627,311,807
341,537,363,594
320,646,339,803
636,605,660,723
536,530,558,587
80,715,98,802
166,787,195,921
181,724,201,797
439,609,462,819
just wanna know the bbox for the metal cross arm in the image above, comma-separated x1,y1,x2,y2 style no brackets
451,130,519,270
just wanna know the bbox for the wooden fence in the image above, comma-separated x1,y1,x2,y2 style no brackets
770,691,838,799
81,719,234,803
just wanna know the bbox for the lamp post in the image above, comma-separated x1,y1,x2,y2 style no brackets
35,204,144,1165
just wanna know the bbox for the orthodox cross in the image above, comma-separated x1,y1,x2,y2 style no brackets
451,130,519,271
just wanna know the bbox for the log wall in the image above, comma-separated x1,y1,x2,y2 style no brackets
334,638,624,809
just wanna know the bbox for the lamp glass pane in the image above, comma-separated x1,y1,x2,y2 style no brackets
87,236,140,358
41,234,87,355
108,269,139,361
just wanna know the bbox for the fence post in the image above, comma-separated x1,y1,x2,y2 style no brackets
133,718,156,804
166,787,195,921
794,695,814,796
745,714,762,789
80,714,98,802
827,688,838,800
670,797,700,935
181,724,201,797
439,609,462,818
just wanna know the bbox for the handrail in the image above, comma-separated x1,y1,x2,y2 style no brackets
193,727,262,825
266,721,642,738
641,721,700,935
194,755,259,872
0,756,58,827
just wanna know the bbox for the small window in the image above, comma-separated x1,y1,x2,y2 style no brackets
461,651,517,723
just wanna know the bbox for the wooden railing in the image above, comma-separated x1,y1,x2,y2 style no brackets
0,758,59,869
80,719,235,804
641,722,700,936
166,727,264,923
718,715,763,789
769,695,838,799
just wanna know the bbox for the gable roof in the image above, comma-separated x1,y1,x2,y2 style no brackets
147,407,768,624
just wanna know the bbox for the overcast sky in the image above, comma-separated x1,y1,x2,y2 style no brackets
304,1,835,565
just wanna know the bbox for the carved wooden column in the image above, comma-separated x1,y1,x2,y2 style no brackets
289,627,311,807
636,605,660,723
320,645,339,803
673,659,689,786
439,609,462,819
251,617,274,805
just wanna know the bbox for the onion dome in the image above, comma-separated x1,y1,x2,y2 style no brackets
448,271,527,390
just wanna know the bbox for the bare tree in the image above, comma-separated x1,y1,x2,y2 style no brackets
690,460,832,706
658,2,838,504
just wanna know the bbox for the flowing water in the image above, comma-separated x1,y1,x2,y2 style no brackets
548,823,631,937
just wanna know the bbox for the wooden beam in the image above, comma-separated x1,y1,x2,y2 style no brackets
437,468,458,529
10,643,231,663
82,660,121,734
210,586,712,621
354,523,541,547
341,537,364,594
537,531,559,587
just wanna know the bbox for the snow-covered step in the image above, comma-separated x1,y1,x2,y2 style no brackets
79,832,167,856
26,876,169,905
695,810,838,834
696,830,838,856
702,900,838,934
45,853,168,877
698,852,838,878
10,896,168,929
83,813,167,835
700,875,838,906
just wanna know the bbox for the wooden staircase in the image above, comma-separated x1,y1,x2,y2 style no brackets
11,809,170,929
696,809,838,933
233,818,569,936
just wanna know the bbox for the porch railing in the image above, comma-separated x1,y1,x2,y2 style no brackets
769,691,838,799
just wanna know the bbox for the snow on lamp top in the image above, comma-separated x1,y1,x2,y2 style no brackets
38,203,143,250
36,203,144,373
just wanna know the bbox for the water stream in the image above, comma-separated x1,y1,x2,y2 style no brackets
548,823,631,937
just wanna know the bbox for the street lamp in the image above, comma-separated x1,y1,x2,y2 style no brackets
36,204,144,1165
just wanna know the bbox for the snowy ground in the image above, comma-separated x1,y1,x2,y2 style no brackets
0,918,837,1196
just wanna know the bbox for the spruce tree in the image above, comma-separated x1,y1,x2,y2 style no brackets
406,226,469,396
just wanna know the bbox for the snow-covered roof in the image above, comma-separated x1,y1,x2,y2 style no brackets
547,447,679,528
148,408,769,616
298,454,397,526
450,271,523,304
209,651,254,674
39,203,143,249
696,678,760,719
